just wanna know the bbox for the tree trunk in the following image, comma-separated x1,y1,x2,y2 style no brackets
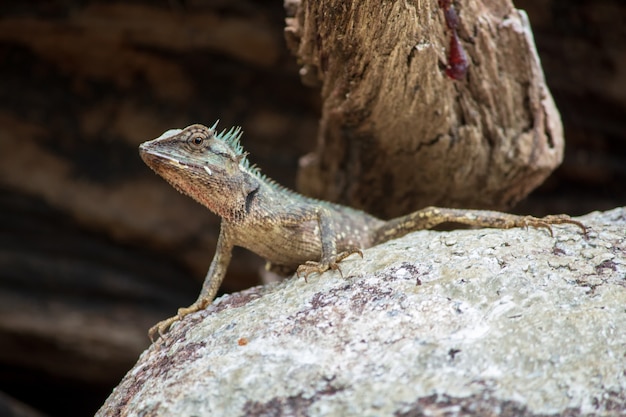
287,0,564,217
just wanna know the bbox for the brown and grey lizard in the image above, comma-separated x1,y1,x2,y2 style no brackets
139,122,586,340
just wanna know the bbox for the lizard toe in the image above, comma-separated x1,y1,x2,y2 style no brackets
149,316,178,342
518,214,587,238
148,301,207,341
296,262,329,281
296,249,363,281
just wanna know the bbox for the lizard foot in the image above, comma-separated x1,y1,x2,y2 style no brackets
519,215,587,237
148,300,209,342
296,248,363,281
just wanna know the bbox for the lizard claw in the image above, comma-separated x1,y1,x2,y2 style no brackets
148,300,209,342
520,215,587,238
296,248,363,281
149,316,178,342
296,260,327,282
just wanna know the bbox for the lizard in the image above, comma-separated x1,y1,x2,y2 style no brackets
139,122,586,341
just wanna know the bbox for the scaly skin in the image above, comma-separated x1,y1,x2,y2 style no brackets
139,123,586,341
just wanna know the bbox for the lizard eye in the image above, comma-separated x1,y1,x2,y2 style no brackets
188,134,205,147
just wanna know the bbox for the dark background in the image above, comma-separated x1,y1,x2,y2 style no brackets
0,1,624,416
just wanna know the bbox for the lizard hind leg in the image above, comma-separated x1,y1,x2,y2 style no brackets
521,214,587,237
373,207,587,244
296,248,363,281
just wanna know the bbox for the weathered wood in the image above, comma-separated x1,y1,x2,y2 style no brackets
286,0,565,217
514,0,626,216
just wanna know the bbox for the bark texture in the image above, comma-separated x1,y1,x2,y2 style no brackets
286,0,564,216
96,208,626,417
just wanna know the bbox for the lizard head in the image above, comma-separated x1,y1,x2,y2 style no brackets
139,122,259,221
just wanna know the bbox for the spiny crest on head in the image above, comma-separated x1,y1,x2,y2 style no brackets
211,120,262,177
211,120,244,155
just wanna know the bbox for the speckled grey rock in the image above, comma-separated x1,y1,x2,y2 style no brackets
96,208,626,417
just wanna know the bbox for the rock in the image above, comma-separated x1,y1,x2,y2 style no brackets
96,208,626,416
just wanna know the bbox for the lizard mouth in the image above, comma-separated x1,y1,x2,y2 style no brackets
139,146,192,169
139,147,216,180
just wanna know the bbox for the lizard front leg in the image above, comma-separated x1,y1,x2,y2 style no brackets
296,207,363,280
149,223,234,341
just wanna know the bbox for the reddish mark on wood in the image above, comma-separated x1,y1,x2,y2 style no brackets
446,32,469,80
439,0,469,80
238,337,248,346
443,7,459,30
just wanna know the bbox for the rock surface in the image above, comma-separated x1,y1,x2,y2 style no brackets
97,208,626,416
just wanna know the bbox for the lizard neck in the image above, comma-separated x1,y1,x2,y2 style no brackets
141,149,260,223
183,166,260,223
